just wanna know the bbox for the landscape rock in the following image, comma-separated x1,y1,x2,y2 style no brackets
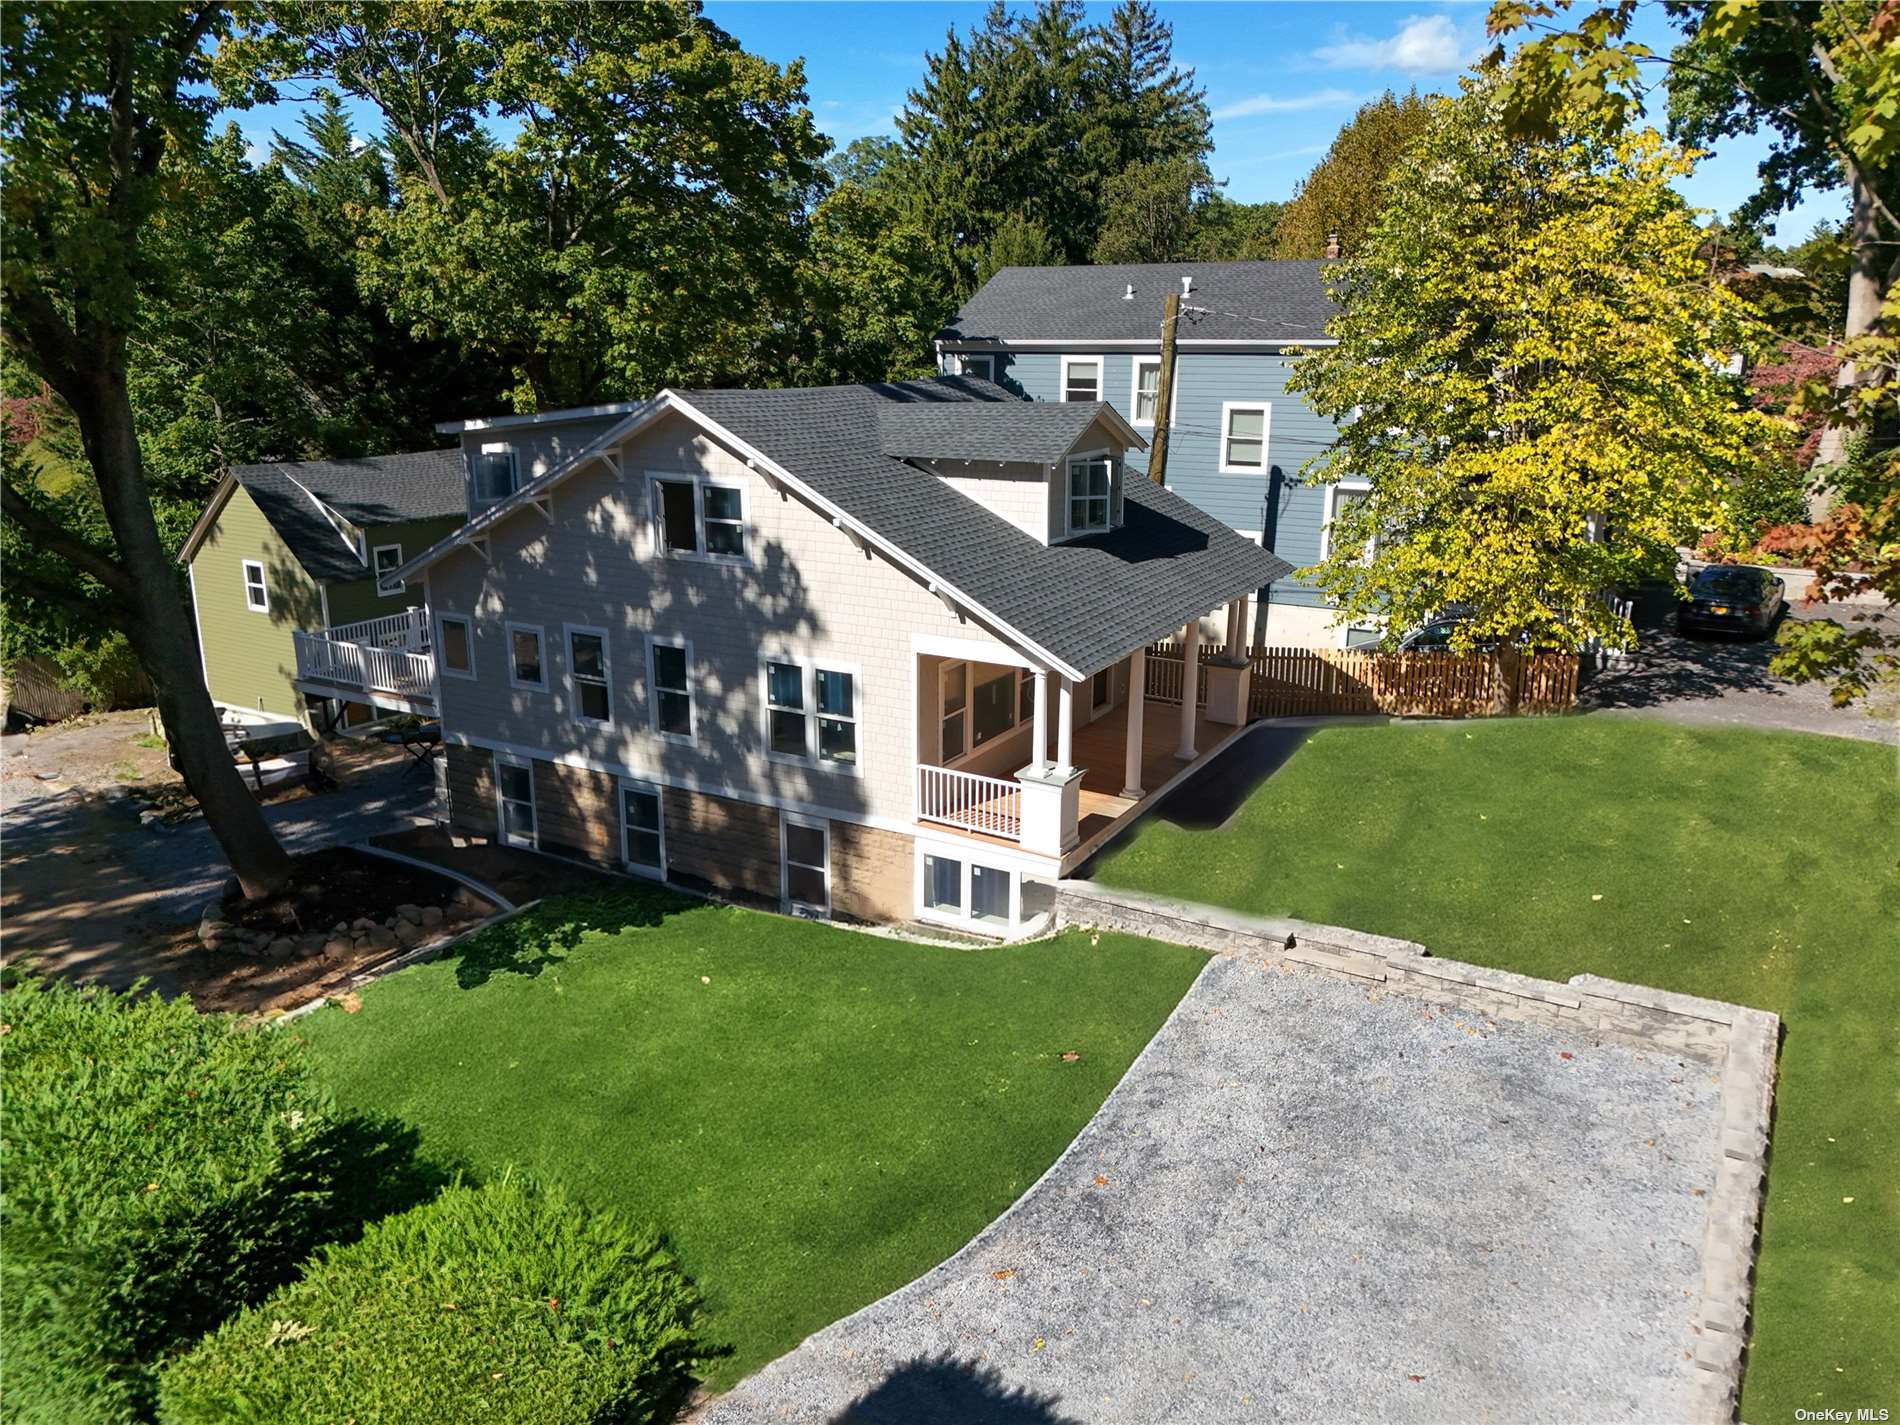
330,921,350,936
351,916,379,933
363,925,398,953
420,905,445,929
297,934,327,958
322,937,352,959
449,886,489,915
264,937,297,960
198,908,234,950
393,919,428,949
395,903,425,926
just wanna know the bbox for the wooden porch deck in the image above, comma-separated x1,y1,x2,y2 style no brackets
915,698,1241,871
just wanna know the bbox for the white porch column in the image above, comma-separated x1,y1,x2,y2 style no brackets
1055,677,1076,775
1030,669,1050,773
1176,617,1201,760
1225,597,1246,659
1122,647,1147,798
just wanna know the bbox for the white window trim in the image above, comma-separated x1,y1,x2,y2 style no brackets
646,635,695,745
958,353,995,381
617,775,667,880
505,621,547,692
938,659,966,763
436,611,477,681
494,754,537,849
913,843,1022,935
1319,478,1374,563
760,655,864,777
563,623,612,727
648,471,748,564
1218,400,1271,476
1063,447,1115,538
372,543,405,594
780,813,831,918
1059,354,1103,404
1130,356,1161,427
940,660,1031,768
241,559,268,613
472,443,519,505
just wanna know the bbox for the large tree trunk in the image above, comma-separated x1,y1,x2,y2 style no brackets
73,372,294,899
1809,170,1892,514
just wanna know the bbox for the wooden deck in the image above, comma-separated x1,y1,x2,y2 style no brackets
914,698,1241,872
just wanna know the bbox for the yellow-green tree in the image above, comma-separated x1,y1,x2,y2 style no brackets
1289,79,1784,653
1274,91,1431,260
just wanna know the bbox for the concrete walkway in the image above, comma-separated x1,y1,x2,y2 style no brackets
703,956,1721,1425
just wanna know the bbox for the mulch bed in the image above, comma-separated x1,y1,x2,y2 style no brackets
176,846,502,1017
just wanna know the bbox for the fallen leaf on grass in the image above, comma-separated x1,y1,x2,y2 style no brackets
1591,894,1603,902
700,976,710,984
1060,1051,1080,1063
337,992,362,1014
1843,1197,1855,1204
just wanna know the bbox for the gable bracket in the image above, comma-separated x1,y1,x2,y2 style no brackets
830,515,870,558
465,535,492,564
529,494,554,523
748,458,786,499
926,581,964,624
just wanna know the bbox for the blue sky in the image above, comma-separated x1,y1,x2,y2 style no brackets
234,1,1848,244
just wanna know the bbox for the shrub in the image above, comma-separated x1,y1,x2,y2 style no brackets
157,1175,701,1425
0,979,347,1424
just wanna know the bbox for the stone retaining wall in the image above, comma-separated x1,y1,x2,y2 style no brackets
1055,880,1779,1424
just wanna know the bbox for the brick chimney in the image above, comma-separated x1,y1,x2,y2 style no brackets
1323,231,1341,260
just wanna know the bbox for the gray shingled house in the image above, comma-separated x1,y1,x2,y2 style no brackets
388,375,1287,935
178,450,466,727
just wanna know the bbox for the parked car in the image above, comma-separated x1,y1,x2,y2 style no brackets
1397,606,1514,653
1676,566,1785,638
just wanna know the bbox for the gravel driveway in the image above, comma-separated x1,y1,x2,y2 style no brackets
705,957,1721,1425
1580,584,1896,743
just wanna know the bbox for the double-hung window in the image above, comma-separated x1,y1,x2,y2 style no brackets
1131,357,1161,424
620,780,665,876
970,667,1016,748
1061,357,1100,403
1220,402,1269,474
648,639,693,742
241,560,268,613
1067,454,1115,536
651,475,746,561
939,661,967,761
507,623,545,691
471,446,517,504
566,626,610,724
438,614,475,679
496,758,536,847
957,353,995,381
372,544,404,593
920,848,1016,930
1322,481,1375,563
764,659,858,769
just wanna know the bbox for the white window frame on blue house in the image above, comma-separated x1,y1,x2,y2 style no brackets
957,352,995,381
1060,355,1102,403
1218,401,1271,475
1130,356,1162,426
505,621,547,692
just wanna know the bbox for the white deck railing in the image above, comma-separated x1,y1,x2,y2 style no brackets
325,606,430,652
917,764,1022,841
292,629,434,700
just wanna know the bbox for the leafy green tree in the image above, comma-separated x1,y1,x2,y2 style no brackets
2,3,295,895
1289,81,1782,653
1182,194,1286,262
1275,91,1433,259
975,213,1065,289
794,183,944,385
231,1,828,411
1486,0,1898,707
1091,157,1209,265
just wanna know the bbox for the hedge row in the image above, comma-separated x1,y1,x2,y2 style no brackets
158,1175,701,1425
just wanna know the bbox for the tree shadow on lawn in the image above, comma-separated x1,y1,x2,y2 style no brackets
827,1354,1081,1425
446,886,698,991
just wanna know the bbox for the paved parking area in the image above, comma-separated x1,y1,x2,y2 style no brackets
705,957,1722,1425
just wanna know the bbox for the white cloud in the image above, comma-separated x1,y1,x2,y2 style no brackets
1315,15,1468,74
1210,88,1360,122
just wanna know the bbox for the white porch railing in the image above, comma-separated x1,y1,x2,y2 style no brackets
325,607,430,652
1143,646,1209,706
292,629,434,700
917,764,1022,841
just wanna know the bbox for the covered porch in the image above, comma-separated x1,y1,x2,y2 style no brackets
913,597,1254,875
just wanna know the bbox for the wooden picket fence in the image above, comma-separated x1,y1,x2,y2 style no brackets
1146,642,1578,720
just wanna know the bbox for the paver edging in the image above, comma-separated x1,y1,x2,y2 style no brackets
1053,878,1779,1425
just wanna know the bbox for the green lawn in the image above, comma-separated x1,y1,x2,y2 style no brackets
1094,716,1899,1421
293,893,1206,1389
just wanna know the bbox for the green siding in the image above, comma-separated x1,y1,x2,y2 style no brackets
188,485,324,717
325,516,464,624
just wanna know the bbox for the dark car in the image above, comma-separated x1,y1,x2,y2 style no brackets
1397,605,1513,653
1677,566,1786,638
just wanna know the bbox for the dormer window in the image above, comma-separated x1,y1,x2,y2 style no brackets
1066,453,1120,536
471,445,518,504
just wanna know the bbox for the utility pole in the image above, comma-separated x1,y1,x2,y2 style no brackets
1148,290,1179,486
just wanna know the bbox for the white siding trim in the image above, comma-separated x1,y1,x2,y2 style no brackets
911,633,1031,669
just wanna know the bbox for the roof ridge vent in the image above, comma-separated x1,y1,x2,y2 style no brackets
1123,283,1135,300
1180,274,1192,296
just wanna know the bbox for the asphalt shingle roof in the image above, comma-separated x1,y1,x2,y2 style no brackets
877,401,1123,466
230,449,465,585
942,260,1339,345
683,377,1289,677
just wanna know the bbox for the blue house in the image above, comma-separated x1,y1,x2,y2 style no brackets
938,260,1373,647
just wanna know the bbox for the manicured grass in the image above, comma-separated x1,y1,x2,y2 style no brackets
1094,716,1898,1420
293,892,1206,1389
